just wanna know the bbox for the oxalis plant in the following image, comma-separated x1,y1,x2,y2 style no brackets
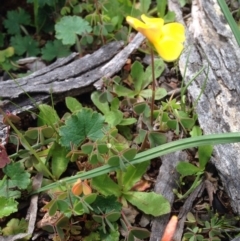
1,10,240,241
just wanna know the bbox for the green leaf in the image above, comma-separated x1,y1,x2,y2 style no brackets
140,0,151,13
131,227,150,239
119,161,150,192
83,193,97,204
92,174,121,197
107,155,121,166
50,142,69,179
49,200,58,216
91,91,109,115
59,108,105,149
143,59,165,88
180,117,196,129
167,119,178,130
65,96,82,113
0,47,14,63
55,16,92,45
163,11,176,23
99,229,120,241
106,212,121,222
179,0,187,7
2,218,28,235
97,144,108,154
3,8,31,35
10,35,40,56
3,162,31,189
91,195,122,214
42,126,55,138
83,232,100,241
81,143,94,154
0,178,20,199
122,148,137,162
0,197,18,218
133,102,148,114
124,191,170,216
176,162,202,177
148,132,167,147
114,85,135,97
198,145,213,169
0,33,5,47
37,104,60,126
190,126,202,137
156,0,167,17
155,88,167,100
105,110,123,126
131,61,144,92
41,40,71,61
118,118,137,126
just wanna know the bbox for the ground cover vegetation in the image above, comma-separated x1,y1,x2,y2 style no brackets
0,0,240,240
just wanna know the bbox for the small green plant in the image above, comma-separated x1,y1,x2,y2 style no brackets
0,46,16,71
0,162,31,218
92,161,170,216
183,212,240,241
1,1,240,239
175,126,213,199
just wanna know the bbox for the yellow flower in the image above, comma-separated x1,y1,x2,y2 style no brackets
71,179,92,196
126,14,185,62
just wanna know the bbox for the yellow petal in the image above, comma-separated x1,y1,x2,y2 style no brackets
126,16,147,30
137,27,162,44
154,37,184,62
141,14,164,28
126,15,162,44
162,23,185,43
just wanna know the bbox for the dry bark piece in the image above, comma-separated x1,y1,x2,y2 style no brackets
150,151,188,241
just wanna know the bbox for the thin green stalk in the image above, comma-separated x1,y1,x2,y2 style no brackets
76,35,82,55
0,109,55,180
217,0,240,46
33,132,240,194
150,48,155,127
33,0,39,35
9,138,55,159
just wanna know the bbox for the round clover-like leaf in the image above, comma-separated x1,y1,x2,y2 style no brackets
59,108,105,149
0,197,18,218
108,155,120,166
122,148,137,162
55,16,92,45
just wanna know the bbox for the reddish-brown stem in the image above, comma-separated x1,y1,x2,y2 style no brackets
150,48,155,127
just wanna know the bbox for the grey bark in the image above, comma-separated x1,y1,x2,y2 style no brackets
150,151,189,241
150,0,240,240
170,0,240,215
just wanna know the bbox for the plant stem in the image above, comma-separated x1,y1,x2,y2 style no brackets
0,109,55,180
150,48,155,127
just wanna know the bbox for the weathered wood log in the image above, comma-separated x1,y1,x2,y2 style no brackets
171,0,240,215
0,33,144,140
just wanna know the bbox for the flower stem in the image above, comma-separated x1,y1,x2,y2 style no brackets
150,48,155,127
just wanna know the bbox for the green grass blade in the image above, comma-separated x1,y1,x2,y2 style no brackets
33,132,240,194
217,0,240,46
